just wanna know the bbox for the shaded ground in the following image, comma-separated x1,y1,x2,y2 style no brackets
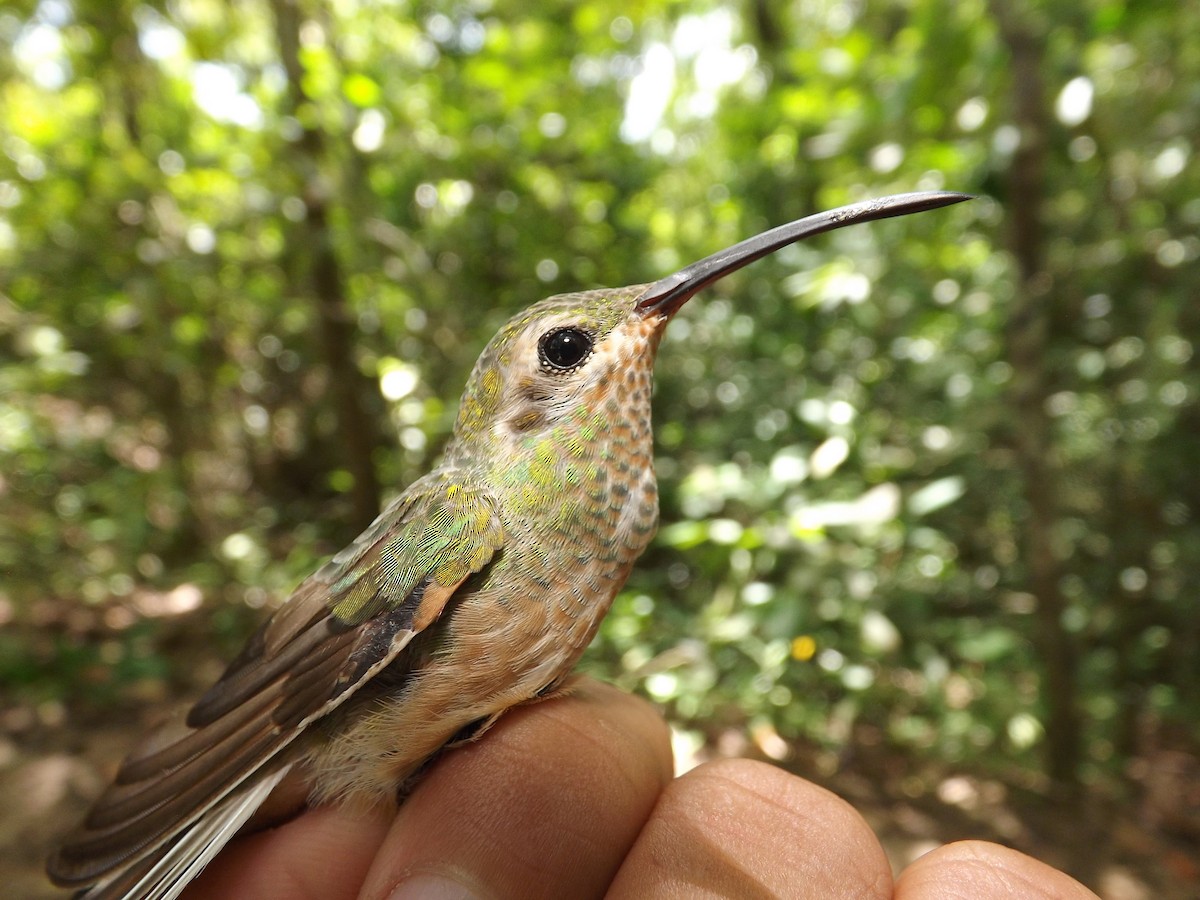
4,692,1197,900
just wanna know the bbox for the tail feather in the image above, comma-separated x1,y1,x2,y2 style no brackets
80,766,291,900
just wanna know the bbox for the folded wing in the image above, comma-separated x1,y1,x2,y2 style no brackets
48,471,505,900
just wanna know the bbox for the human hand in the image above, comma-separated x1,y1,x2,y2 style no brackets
185,679,1098,899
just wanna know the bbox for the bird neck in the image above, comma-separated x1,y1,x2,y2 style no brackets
448,365,660,555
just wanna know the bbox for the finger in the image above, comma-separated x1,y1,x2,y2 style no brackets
185,802,392,900
357,678,674,900
896,840,1099,899
607,758,892,899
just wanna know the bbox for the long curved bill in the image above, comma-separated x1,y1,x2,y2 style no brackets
636,190,970,318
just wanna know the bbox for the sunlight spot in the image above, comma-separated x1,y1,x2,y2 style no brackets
809,436,849,478
646,671,679,700
400,427,426,451
133,583,204,617
538,112,566,138
380,361,419,401
621,43,674,142
1151,142,1188,181
937,775,980,807
221,532,257,561
186,223,215,254
1055,76,1093,126
742,582,773,606
827,399,856,425
770,448,808,484
1006,713,1043,749
751,721,790,760
13,22,69,90
817,647,844,672
536,258,559,282
192,62,263,128
956,97,988,131
869,142,904,173
671,726,704,775
353,109,386,152
136,10,186,61
861,610,901,653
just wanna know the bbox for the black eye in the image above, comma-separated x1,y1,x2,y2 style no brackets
538,327,594,372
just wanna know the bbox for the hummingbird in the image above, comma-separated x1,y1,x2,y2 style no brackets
48,190,967,899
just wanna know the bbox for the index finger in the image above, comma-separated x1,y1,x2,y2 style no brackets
358,678,673,900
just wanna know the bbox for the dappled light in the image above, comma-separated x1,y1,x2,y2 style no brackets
2,0,1198,897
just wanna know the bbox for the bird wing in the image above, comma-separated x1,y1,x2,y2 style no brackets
48,470,505,896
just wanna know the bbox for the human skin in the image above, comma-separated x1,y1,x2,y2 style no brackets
183,679,1098,900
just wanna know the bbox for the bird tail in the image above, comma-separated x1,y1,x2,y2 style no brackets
76,765,291,900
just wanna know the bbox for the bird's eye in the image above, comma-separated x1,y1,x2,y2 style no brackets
538,327,594,372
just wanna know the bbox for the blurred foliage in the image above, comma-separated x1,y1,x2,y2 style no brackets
1,0,1196,792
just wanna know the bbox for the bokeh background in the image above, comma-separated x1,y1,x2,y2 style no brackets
2,0,1197,896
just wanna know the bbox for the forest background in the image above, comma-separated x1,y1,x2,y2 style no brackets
1,0,1197,897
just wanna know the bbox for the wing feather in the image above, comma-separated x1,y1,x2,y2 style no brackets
80,767,292,900
48,472,505,894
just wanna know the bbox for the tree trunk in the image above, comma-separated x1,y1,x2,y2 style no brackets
270,0,384,529
987,0,1082,788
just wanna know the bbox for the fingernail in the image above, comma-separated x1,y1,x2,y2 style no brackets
387,873,481,900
